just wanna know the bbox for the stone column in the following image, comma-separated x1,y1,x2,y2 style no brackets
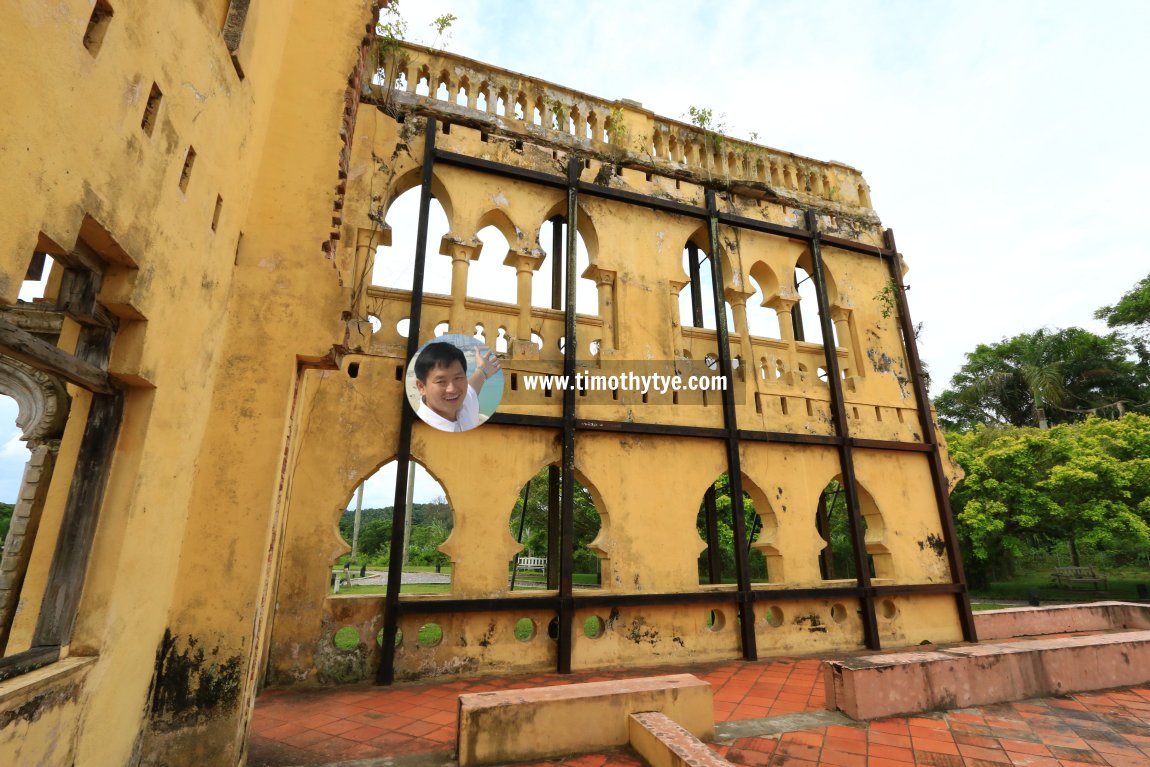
583,265,617,354
442,239,481,333
669,278,688,358
830,304,853,376
726,288,755,383
506,251,544,345
0,442,59,654
767,295,799,382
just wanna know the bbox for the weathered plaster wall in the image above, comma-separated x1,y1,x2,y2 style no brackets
0,1,377,765
265,80,964,686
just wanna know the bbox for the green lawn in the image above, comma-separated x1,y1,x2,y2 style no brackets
971,566,1150,602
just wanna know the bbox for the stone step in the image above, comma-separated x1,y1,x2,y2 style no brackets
456,673,713,767
629,711,733,767
824,628,1150,720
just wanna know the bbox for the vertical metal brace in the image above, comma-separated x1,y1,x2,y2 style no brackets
557,157,581,674
548,219,563,592
705,190,757,661
882,229,977,643
688,240,722,583
805,209,880,650
377,116,438,685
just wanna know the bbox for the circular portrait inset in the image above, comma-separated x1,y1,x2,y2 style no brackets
405,334,503,433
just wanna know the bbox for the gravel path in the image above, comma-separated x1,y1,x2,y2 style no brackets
348,571,451,586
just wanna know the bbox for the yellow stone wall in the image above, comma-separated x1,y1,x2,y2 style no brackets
265,44,965,686
0,1,376,764
0,6,965,765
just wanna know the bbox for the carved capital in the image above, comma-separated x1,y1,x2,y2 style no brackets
0,354,70,444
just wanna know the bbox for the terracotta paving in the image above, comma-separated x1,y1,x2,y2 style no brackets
247,659,1150,767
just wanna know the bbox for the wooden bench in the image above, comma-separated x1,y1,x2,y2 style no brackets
515,555,547,572
1052,566,1108,590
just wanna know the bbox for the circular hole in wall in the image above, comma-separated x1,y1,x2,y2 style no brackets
830,603,848,624
583,615,606,639
547,617,560,641
368,314,382,334
376,627,404,647
333,626,360,650
881,599,898,620
514,618,537,642
396,318,410,337
763,606,784,628
417,623,443,647
705,609,726,632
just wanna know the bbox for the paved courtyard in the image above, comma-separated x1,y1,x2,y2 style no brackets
248,654,1150,767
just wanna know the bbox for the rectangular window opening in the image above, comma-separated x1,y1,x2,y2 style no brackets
510,373,518,391
211,195,223,231
780,397,788,415
179,147,196,192
875,406,883,422
754,392,762,414
805,399,813,417
142,83,162,136
83,0,114,55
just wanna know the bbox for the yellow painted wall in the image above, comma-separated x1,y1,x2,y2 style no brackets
0,7,965,764
0,1,376,764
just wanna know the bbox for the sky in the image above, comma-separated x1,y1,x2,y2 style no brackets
4,1,1147,507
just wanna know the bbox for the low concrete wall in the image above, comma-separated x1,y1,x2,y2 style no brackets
456,674,713,767
825,629,1150,720
974,601,1150,641
629,712,734,767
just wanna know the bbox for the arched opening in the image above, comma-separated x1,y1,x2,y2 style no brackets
791,265,823,345
0,394,28,545
336,460,452,596
814,478,890,581
746,262,782,339
371,185,453,297
532,217,598,315
695,474,772,584
467,218,519,306
508,466,604,590
678,238,735,336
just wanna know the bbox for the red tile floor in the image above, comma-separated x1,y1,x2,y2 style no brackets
248,658,1150,767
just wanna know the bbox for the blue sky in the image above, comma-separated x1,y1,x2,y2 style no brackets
5,1,1147,507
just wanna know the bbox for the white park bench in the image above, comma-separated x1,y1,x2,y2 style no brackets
516,556,547,572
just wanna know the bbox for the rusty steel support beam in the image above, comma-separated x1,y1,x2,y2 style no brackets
806,209,880,650
556,157,581,674
706,190,757,661
378,116,437,685
882,229,977,643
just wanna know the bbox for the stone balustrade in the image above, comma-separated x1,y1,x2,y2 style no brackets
367,41,873,210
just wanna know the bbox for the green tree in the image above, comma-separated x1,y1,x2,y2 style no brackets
947,414,1150,582
937,327,1146,430
0,502,13,544
1096,271,1150,339
509,468,602,574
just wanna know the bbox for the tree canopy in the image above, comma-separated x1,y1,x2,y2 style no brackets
936,327,1148,430
1096,271,1150,338
947,414,1150,582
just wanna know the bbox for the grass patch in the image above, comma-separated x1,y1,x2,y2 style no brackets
971,566,1150,602
971,602,1017,611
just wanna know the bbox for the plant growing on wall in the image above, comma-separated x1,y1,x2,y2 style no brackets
686,105,729,155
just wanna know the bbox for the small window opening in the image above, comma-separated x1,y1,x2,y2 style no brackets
211,194,223,231
178,146,196,192
142,82,162,136
83,0,114,55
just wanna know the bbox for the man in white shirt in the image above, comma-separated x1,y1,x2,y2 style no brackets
413,341,501,432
